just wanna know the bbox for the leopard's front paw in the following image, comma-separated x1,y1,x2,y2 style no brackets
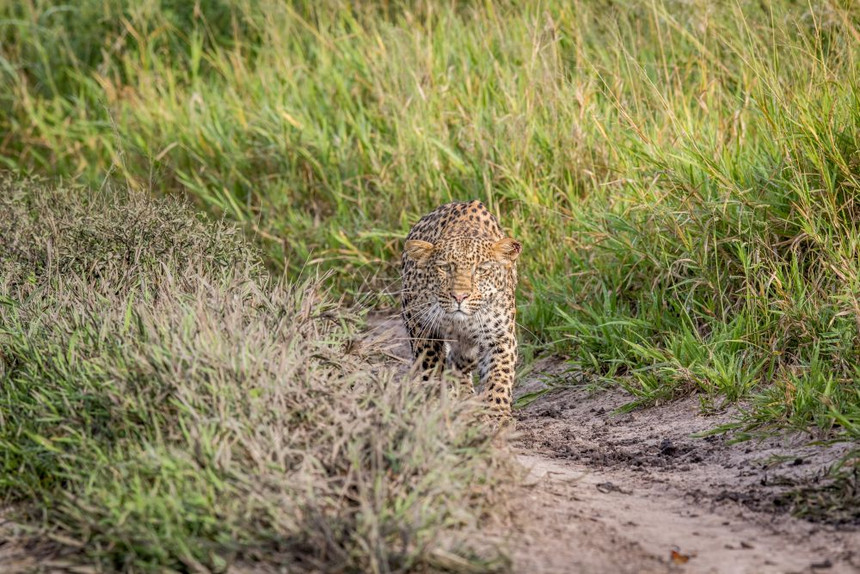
480,410,516,433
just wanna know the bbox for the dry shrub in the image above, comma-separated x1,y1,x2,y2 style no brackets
0,175,517,573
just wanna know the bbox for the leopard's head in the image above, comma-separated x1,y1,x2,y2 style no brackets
404,234,521,319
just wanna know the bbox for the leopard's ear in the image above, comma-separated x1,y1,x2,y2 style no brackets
404,240,435,264
492,237,522,264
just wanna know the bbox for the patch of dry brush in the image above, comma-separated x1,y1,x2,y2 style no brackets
0,176,517,573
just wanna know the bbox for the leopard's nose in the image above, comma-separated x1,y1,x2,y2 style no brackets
451,292,470,303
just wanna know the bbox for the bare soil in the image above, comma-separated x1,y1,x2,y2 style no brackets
371,313,860,574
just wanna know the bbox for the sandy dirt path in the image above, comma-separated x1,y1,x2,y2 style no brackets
511,372,859,573
369,314,860,574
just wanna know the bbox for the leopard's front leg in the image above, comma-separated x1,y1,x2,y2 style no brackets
477,311,517,419
446,343,478,398
409,338,445,382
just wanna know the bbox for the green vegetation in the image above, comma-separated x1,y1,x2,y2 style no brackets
5,0,857,435
0,177,515,572
2,0,860,564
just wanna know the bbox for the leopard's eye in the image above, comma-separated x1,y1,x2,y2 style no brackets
476,262,496,275
436,262,453,273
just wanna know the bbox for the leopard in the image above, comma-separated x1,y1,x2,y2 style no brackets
401,199,521,419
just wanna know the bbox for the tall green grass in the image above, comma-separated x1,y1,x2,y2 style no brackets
2,0,860,435
0,176,516,572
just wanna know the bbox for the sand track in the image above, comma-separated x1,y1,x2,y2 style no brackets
510,362,859,574
371,314,860,574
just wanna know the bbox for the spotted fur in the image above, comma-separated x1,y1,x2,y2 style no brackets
401,200,521,419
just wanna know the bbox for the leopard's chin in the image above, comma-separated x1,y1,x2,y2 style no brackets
448,309,471,318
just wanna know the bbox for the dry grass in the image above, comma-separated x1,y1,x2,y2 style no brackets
0,175,518,572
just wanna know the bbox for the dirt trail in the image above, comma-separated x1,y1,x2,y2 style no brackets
369,314,860,574
511,365,859,574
